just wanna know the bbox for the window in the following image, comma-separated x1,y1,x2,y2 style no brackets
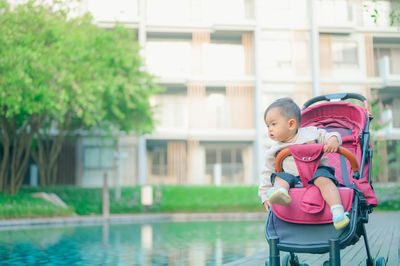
206,87,227,128
203,43,245,76
317,0,352,25
205,147,244,184
261,40,292,69
152,91,187,128
332,40,358,67
145,41,192,77
150,147,167,176
84,147,114,170
393,98,400,128
374,46,400,76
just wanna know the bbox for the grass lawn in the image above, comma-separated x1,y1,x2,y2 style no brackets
0,192,75,219
0,185,398,219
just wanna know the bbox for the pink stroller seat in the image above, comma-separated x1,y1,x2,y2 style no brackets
271,144,354,224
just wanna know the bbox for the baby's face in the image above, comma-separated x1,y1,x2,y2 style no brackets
265,107,297,142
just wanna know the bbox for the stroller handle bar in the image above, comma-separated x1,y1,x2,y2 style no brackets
275,146,360,173
302,93,371,117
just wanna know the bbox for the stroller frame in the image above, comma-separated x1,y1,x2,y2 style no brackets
265,93,383,266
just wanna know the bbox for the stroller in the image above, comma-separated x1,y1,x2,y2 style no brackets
265,93,381,266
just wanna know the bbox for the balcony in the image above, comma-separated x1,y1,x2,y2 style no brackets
316,0,356,33
148,86,255,140
145,40,193,80
146,0,254,29
145,39,252,83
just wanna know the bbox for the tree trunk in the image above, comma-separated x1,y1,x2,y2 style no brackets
0,116,10,191
0,114,41,194
32,116,67,186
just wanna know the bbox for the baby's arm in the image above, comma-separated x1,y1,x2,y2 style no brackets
258,168,272,212
258,154,274,212
317,128,342,153
324,135,340,153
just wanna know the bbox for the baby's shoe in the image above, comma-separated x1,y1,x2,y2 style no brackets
333,213,350,230
331,204,350,230
266,187,291,205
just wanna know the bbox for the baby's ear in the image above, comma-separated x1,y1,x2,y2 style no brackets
288,118,297,129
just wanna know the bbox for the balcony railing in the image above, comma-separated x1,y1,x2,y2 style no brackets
152,92,253,130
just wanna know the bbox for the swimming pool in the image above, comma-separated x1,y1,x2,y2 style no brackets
0,219,267,265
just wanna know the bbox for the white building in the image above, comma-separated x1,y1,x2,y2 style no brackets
53,0,400,187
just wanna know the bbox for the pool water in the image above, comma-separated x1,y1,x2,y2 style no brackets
0,219,267,265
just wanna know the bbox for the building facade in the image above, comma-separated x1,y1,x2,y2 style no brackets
59,0,400,187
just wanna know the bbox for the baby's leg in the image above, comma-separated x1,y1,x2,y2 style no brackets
313,176,341,206
314,176,349,230
273,176,290,191
267,176,292,206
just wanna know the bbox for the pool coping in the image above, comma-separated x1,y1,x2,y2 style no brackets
0,212,267,229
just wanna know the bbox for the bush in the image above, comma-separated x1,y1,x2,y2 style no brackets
374,185,400,211
0,185,397,219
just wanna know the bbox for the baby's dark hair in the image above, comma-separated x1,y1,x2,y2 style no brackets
264,97,301,125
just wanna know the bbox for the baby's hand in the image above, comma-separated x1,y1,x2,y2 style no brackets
324,136,340,153
263,200,270,212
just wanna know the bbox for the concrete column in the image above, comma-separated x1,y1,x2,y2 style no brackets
213,163,222,186
30,164,38,187
138,136,147,185
138,0,147,185
308,0,320,97
102,173,110,217
253,0,264,184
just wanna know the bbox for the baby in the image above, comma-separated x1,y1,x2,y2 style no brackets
258,97,350,230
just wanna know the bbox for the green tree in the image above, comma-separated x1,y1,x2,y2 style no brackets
0,0,160,193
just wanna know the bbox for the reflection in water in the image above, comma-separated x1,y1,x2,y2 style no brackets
215,238,223,265
102,222,109,246
141,224,153,250
0,220,266,265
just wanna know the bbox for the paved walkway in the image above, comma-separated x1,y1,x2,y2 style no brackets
225,211,400,266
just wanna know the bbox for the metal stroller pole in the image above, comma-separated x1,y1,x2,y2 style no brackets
269,237,280,266
361,223,374,266
329,238,340,266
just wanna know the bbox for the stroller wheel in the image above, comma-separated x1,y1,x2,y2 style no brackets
375,257,386,266
282,253,306,266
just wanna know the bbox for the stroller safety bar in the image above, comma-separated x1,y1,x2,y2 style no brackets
275,146,360,173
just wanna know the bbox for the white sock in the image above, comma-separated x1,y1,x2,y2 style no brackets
277,187,289,194
331,204,345,218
